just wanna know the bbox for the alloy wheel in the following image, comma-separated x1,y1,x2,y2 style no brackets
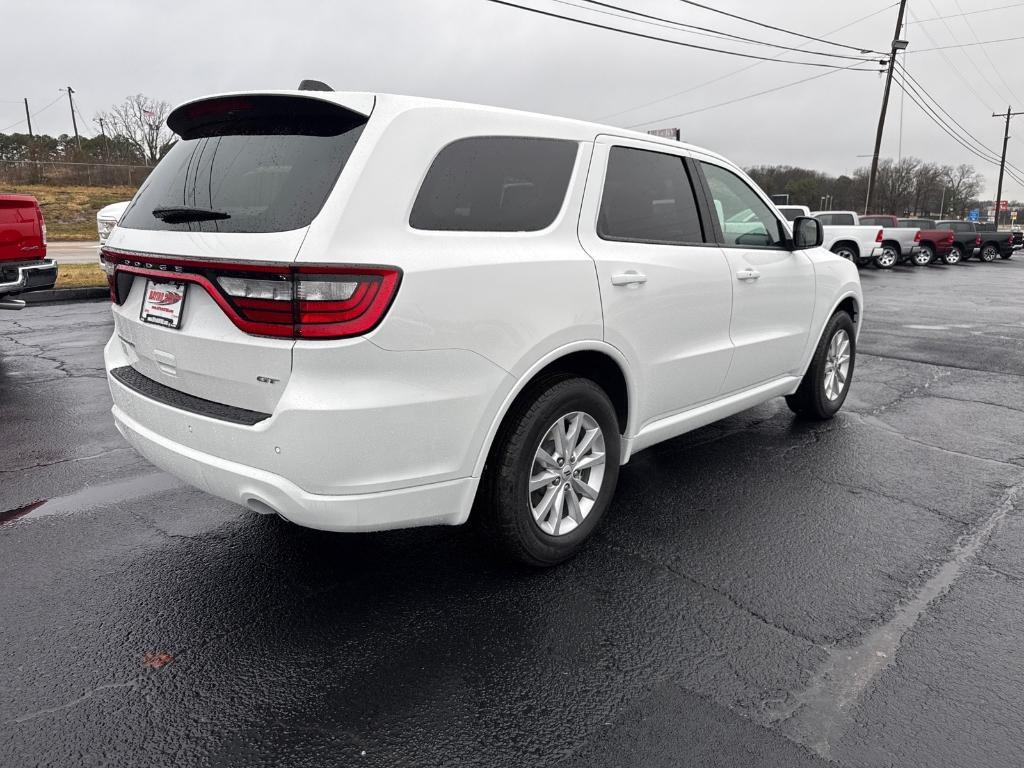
823,329,851,401
877,248,898,268
528,411,606,536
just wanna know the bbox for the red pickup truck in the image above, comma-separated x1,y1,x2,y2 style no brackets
0,194,57,309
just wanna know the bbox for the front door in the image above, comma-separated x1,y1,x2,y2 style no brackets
578,137,735,431
696,160,816,393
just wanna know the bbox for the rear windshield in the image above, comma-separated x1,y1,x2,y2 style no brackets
899,219,933,228
860,216,891,226
119,95,367,234
410,137,578,232
777,207,804,221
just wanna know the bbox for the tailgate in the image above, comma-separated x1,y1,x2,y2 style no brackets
105,92,371,415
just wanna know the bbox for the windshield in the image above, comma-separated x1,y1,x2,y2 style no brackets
119,95,367,234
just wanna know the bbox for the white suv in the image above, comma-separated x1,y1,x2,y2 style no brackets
102,89,862,565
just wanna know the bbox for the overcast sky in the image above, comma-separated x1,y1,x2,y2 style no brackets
3,0,1022,199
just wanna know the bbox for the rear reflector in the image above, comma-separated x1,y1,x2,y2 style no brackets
101,249,401,340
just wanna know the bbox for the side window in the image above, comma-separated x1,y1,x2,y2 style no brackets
597,147,705,245
410,137,578,232
700,162,786,248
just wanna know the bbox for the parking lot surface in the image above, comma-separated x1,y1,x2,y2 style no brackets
2,258,1023,767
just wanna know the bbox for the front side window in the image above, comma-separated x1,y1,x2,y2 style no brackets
597,147,704,245
409,137,578,232
700,162,786,248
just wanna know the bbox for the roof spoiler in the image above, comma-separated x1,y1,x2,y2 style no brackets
298,79,334,92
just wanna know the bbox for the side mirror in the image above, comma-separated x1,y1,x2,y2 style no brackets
792,216,823,250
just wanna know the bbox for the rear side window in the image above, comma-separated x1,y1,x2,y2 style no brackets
597,147,704,244
410,137,578,232
817,213,857,226
119,95,367,234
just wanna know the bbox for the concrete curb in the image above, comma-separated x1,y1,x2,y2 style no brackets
23,287,108,304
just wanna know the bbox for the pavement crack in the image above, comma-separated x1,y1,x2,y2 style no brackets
11,681,139,724
599,539,822,646
0,447,133,474
762,472,1024,759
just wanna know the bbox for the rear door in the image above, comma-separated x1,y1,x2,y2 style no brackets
578,136,734,428
105,94,371,414
694,159,815,393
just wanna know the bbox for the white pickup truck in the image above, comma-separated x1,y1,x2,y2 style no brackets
779,207,881,267
812,211,920,269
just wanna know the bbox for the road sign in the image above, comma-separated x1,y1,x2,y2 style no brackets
999,200,1009,212
969,209,980,221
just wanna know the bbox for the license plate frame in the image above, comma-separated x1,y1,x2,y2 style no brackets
140,279,188,329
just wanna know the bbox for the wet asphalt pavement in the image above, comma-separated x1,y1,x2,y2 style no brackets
2,257,1023,767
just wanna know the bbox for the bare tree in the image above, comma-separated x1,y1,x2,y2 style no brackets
95,94,176,165
943,164,984,218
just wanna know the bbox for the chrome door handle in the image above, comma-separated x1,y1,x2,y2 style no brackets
611,271,648,286
736,268,761,281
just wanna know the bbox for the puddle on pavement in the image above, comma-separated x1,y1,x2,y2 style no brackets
0,472,184,525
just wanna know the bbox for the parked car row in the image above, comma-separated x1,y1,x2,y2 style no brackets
776,204,1017,269
0,194,57,310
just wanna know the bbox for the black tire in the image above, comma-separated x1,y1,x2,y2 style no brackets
786,311,856,421
943,245,964,265
474,376,621,567
874,246,898,269
831,244,858,263
979,244,1000,262
913,245,934,266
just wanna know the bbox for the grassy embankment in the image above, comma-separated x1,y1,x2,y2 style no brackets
3,185,137,288
5,184,136,241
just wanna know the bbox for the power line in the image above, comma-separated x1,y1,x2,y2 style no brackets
951,0,1024,107
0,94,63,133
668,0,884,53
909,8,994,113
573,0,878,61
482,0,884,69
895,62,1001,163
893,70,1024,188
625,61,867,128
921,0,1005,108
912,34,1024,52
594,0,896,123
911,1,1024,23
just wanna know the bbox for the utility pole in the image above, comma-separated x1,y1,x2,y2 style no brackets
23,98,33,137
64,86,81,151
865,0,909,214
97,117,110,161
992,106,1023,228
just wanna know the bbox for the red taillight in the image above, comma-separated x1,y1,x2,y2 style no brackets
875,229,884,242
975,236,982,245
101,248,401,340
914,230,921,242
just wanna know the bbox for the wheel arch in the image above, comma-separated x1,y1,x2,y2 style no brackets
830,239,860,257
471,342,635,478
796,291,861,383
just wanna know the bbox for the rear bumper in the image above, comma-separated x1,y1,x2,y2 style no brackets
112,403,478,531
0,259,58,298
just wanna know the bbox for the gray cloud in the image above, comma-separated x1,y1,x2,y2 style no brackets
3,0,1021,198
